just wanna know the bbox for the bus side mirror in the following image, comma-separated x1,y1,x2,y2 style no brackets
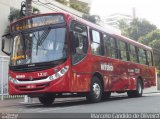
1,34,12,56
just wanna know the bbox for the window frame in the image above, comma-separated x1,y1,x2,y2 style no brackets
69,20,89,65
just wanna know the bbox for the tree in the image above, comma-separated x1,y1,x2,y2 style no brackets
138,29,160,69
82,14,101,24
138,29,160,46
55,0,90,14
70,4,89,14
55,0,68,5
8,7,21,23
33,7,40,14
118,18,157,41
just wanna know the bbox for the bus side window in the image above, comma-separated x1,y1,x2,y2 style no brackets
129,44,138,63
119,40,127,61
70,21,88,64
110,37,117,58
147,51,153,66
91,30,104,56
103,34,111,57
138,48,147,65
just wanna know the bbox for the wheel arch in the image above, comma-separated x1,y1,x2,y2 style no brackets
91,72,104,90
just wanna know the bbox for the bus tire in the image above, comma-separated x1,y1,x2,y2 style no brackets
102,91,111,100
86,76,102,103
39,93,55,106
127,79,143,98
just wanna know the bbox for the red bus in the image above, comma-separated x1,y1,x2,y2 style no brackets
1,12,156,105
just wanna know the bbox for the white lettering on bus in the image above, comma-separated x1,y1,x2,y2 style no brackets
38,72,48,77
101,63,114,71
135,68,140,73
128,69,134,73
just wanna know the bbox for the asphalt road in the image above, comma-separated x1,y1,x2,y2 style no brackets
1,92,160,113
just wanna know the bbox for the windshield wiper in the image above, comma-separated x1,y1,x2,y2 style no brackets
37,27,51,46
34,27,51,55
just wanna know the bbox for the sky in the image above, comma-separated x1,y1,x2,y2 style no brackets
90,0,160,28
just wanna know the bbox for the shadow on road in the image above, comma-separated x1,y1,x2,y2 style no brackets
23,94,150,108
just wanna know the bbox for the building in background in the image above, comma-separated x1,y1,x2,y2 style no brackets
103,8,136,29
103,13,133,29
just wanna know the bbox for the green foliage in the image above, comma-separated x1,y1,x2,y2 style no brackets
70,3,89,14
33,7,40,13
55,0,89,14
82,14,100,24
117,19,128,30
149,39,160,49
118,18,157,41
55,0,68,5
138,29,160,69
138,29,160,45
8,8,21,22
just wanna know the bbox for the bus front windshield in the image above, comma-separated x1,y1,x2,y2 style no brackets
11,27,67,66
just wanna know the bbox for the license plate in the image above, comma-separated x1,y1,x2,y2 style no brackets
26,84,36,89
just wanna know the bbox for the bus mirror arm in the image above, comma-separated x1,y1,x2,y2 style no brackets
2,39,11,56
2,38,4,50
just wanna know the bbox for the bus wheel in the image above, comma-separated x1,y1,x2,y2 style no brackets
127,79,143,98
86,77,102,103
102,91,111,100
39,93,55,106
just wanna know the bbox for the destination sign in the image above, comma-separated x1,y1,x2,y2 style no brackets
11,14,65,32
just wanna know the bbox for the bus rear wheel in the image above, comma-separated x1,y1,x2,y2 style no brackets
86,76,102,103
39,93,55,106
127,79,143,98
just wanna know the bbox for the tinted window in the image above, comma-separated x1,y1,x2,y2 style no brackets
70,21,88,64
119,41,127,61
147,51,153,66
91,30,104,56
129,45,138,63
138,48,147,65
92,30,101,43
103,34,118,58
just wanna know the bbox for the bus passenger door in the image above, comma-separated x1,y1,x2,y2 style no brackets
69,20,90,92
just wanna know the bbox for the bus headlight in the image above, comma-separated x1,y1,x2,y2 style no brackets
49,66,69,81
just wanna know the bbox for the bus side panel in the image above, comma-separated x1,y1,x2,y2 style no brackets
70,54,92,92
143,66,156,88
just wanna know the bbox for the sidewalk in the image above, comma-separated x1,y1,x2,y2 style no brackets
143,86,160,94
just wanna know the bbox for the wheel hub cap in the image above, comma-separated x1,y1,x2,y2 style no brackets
93,83,101,98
